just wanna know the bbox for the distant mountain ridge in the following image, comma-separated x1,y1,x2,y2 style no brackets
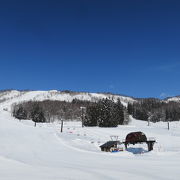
165,96,180,102
0,90,180,110
0,90,135,110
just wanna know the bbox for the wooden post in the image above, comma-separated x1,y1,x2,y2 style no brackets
168,121,170,130
147,141,155,151
125,143,128,150
61,120,63,133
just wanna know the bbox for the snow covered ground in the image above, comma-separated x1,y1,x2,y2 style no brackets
0,91,180,179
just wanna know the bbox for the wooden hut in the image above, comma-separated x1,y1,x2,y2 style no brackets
100,141,120,152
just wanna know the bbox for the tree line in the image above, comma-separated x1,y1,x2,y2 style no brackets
12,98,128,127
128,98,180,122
12,98,180,127
12,99,92,123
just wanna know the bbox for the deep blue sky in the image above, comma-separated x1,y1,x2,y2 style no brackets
0,0,180,98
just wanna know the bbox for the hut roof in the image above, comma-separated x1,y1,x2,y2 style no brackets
100,141,120,148
125,131,147,143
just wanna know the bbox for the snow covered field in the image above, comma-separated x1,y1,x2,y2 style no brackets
0,91,180,180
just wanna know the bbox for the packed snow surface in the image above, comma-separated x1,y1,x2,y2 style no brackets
0,90,180,180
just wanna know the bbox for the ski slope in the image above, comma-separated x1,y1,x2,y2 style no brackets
0,91,180,180
0,90,135,110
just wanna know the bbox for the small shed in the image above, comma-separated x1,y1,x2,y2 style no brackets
100,141,120,152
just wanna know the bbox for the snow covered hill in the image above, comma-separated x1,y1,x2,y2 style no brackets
165,96,180,103
1,90,180,180
1,90,180,110
0,90,135,110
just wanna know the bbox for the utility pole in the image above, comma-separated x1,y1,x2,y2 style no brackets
80,107,86,128
123,108,129,125
61,119,64,133
147,113,152,126
148,116,150,126
60,106,66,133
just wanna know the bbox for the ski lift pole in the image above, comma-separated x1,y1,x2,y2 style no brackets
80,107,86,128
61,119,64,133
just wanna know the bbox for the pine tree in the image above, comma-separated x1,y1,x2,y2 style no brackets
113,99,124,125
14,106,27,120
127,103,133,115
84,104,99,126
85,99,120,127
31,105,46,126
